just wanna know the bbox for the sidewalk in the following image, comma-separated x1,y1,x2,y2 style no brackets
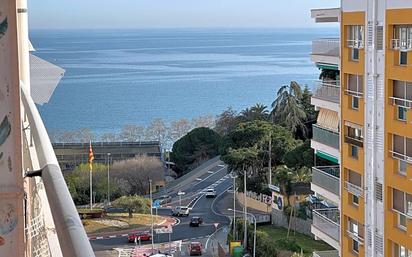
207,226,230,257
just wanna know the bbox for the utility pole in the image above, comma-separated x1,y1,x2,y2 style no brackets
107,152,111,205
268,130,272,186
149,179,155,253
231,173,238,240
243,168,247,248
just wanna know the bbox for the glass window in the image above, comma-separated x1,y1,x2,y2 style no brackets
399,159,407,176
399,213,407,230
352,48,359,61
401,246,407,257
352,239,359,253
407,193,412,216
348,169,362,187
400,51,408,65
350,145,358,159
398,106,407,121
393,134,405,155
393,188,405,212
352,96,359,109
352,194,359,205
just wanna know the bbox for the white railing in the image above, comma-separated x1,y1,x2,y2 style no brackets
344,88,364,98
313,250,340,257
391,39,412,51
312,38,340,56
313,80,340,103
346,229,364,245
390,96,412,109
344,181,363,197
21,86,95,257
312,208,340,242
347,39,364,49
390,150,412,164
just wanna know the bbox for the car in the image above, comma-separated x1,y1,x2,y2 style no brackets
157,195,172,205
171,206,190,217
188,241,202,256
205,188,216,198
189,216,203,227
128,231,152,243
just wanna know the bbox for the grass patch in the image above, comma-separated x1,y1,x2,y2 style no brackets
84,213,164,234
258,226,334,256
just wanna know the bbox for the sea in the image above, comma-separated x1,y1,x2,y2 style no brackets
30,28,337,135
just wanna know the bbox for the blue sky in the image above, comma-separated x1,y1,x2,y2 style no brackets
29,0,339,29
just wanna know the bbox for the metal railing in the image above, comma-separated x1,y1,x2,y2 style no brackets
312,124,340,150
344,181,363,197
344,135,363,148
313,250,340,257
347,39,364,49
312,38,340,56
312,208,340,242
312,166,340,196
313,80,340,103
21,86,95,257
390,150,412,164
390,96,412,109
391,39,412,50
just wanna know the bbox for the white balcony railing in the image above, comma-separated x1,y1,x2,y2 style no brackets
347,39,364,49
21,86,95,257
312,38,340,57
344,181,363,197
313,250,340,257
391,39,412,51
390,149,412,164
312,208,340,243
313,80,340,103
390,96,412,109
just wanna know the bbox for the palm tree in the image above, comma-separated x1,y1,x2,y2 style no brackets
270,81,307,137
240,103,269,121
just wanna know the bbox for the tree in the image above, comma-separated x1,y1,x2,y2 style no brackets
271,81,308,138
120,124,145,142
214,107,241,136
273,165,295,206
283,140,314,169
171,127,221,175
110,156,164,195
100,132,117,142
112,196,150,218
75,128,96,143
146,118,168,143
170,118,192,142
240,103,269,122
191,114,215,128
301,85,318,138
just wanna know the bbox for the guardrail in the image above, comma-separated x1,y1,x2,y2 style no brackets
344,181,363,197
21,86,95,257
312,38,340,56
312,124,340,150
313,80,340,103
312,208,340,243
391,39,412,50
390,96,412,109
312,166,340,196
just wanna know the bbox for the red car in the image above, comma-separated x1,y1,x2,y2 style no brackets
188,241,202,256
128,231,152,243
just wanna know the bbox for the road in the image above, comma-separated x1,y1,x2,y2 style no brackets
91,159,233,255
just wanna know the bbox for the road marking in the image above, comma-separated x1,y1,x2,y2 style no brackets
195,178,202,181
207,171,214,174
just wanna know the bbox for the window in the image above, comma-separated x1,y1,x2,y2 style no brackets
352,194,359,205
393,188,412,229
347,74,363,97
393,243,412,257
350,145,359,159
392,134,412,160
352,96,359,109
398,106,407,121
398,212,407,230
400,51,408,65
393,25,412,50
392,80,412,108
352,48,359,61
399,159,407,176
352,239,359,253
348,25,364,48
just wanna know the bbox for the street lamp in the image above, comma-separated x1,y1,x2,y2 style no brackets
177,191,185,206
149,179,155,253
107,153,111,205
230,172,238,240
228,208,257,257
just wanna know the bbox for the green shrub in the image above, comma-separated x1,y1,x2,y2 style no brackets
275,238,301,252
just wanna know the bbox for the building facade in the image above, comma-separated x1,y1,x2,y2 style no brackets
310,1,412,257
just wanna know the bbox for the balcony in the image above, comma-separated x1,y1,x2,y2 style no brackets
311,8,340,23
311,38,340,67
344,181,363,197
313,80,340,104
312,124,340,150
391,39,412,51
313,250,340,257
344,135,363,148
312,208,340,250
390,96,412,109
312,166,340,202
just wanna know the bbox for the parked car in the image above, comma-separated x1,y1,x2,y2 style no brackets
189,216,203,227
157,195,172,205
205,188,216,198
128,231,152,243
188,241,202,256
171,206,190,216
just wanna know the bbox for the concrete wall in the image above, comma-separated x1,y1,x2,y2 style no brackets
271,209,313,237
236,192,271,213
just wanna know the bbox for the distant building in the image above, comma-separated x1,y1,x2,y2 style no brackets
53,141,163,171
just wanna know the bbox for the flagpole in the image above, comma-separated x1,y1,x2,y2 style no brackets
90,164,93,210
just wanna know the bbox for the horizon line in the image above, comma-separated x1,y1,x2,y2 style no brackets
30,26,338,31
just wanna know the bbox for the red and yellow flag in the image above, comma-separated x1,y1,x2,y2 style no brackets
88,141,94,171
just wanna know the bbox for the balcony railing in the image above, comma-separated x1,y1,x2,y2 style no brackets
313,80,340,103
344,181,363,197
390,149,412,164
21,86,95,257
344,135,363,148
312,166,340,196
313,250,340,257
390,96,412,109
391,39,412,50
312,38,340,57
347,39,364,49
312,208,340,242
312,124,340,150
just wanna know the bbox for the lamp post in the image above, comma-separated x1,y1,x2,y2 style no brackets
107,152,111,205
177,191,185,206
149,179,155,253
230,172,238,240
243,168,247,248
228,209,257,257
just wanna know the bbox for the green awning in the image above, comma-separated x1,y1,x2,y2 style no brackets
316,150,339,164
316,63,339,71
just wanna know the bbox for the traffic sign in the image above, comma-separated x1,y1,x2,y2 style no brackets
177,191,185,196
213,223,219,229
155,225,173,234
153,200,161,208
